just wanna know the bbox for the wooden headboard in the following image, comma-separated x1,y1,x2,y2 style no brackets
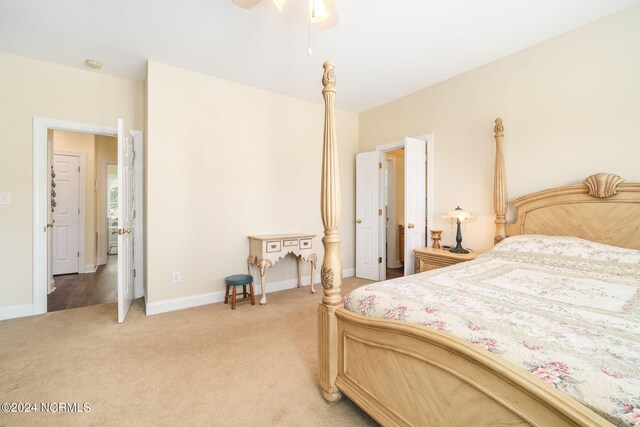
493,118,640,250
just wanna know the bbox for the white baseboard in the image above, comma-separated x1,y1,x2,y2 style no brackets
343,268,355,278
0,304,34,321
146,267,355,316
145,290,227,316
81,264,97,274
386,260,402,269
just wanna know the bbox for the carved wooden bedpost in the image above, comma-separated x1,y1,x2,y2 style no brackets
318,60,343,403
493,117,508,244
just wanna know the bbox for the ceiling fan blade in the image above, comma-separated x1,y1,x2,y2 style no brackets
272,0,287,10
317,0,339,31
232,0,263,9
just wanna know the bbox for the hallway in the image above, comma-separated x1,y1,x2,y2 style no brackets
48,255,117,312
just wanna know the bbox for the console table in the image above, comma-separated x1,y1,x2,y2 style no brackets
247,233,317,305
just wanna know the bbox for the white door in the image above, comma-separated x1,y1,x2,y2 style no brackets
356,151,385,280
52,154,80,275
117,119,135,323
404,138,426,276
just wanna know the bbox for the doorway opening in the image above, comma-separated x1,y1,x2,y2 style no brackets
355,134,433,282
384,149,405,279
47,130,119,312
33,117,144,323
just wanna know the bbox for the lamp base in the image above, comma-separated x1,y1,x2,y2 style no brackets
449,245,470,254
449,220,469,254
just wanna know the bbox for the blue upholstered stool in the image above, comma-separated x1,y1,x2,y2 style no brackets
224,274,255,310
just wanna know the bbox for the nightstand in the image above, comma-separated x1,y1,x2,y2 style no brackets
413,248,478,273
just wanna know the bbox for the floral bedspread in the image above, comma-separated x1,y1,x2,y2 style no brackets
344,235,640,426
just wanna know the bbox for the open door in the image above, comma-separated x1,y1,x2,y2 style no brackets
355,151,385,280
404,137,426,276
117,119,135,323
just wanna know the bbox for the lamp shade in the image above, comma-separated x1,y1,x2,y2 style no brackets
442,206,474,222
309,0,330,22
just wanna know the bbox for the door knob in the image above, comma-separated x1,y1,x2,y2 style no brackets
407,223,415,229
356,219,362,224
123,228,131,234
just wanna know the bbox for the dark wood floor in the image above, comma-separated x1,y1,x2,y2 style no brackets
48,255,117,312
386,266,404,279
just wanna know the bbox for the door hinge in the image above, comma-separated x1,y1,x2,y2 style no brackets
378,209,382,216
378,162,382,169
133,269,137,278
78,166,80,172
77,251,80,257
378,257,382,264
78,208,80,215
132,209,136,219
132,150,136,161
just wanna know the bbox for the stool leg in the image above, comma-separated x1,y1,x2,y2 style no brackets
224,285,229,304
243,284,247,298
232,286,237,310
250,283,255,305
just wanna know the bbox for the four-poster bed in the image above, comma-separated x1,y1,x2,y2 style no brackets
317,62,640,426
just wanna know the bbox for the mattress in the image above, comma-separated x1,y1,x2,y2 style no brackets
344,235,640,426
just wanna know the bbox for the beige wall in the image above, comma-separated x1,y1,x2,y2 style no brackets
146,61,359,303
0,52,143,308
52,130,96,267
360,5,640,252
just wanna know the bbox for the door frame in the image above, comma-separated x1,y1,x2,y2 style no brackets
33,117,144,316
376,133,434,276
52,150,87,275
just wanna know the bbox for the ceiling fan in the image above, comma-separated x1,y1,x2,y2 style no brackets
232,0,339,31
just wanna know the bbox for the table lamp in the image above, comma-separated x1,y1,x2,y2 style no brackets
442,206,474,254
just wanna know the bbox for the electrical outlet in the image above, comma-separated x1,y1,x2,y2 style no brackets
0,192,10,205
172,272,181,284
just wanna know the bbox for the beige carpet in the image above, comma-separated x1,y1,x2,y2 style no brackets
0,277,378,426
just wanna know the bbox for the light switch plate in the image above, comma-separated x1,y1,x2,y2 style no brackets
0,192,10,205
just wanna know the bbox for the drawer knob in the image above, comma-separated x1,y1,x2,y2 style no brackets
407,223,415,229
271,244,277,249
303,242,308,246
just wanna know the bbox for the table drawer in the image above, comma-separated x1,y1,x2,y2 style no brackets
283,239,298,247
266,241,282,253
417,260,442,273
300,238,313,249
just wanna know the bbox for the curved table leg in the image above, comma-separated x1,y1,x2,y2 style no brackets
296,255,302,288
247,255,256,275
257,258,272,305
308,253,317,294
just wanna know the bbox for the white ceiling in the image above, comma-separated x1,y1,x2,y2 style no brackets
0,0,638,112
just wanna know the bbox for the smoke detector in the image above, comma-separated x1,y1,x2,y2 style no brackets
85,59,102,69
